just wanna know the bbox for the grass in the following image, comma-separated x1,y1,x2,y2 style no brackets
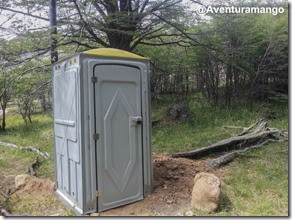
152,96,288,154
0,113,55,180
0,96,288,216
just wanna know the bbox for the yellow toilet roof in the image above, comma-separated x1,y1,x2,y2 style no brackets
82,48,149,60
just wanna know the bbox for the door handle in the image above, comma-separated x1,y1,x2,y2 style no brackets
130,116,142,126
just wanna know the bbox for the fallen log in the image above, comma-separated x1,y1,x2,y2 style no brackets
206,139,283,169
0,141,49,159
171,130,278,159
172,118,287,169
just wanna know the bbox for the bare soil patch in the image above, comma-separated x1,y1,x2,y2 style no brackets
14,176,55,197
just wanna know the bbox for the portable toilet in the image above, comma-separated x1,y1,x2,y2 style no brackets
52,48,153,215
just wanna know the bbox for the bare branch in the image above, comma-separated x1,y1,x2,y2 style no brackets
92,1,107,19
140,0,149,13
0,6,49,21
72,0,109,47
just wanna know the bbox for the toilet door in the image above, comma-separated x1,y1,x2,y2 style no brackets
93,64,143,211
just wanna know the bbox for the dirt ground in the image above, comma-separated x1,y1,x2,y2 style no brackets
0,154,224,216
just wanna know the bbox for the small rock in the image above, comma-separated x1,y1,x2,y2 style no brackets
177,212,183,216
179,170,185,174
15,174,31,190
173,176,179,180
185,211,193,216
162,185,168,190
167,199,173,204
50,213,62,216
90,213,100,216
191,172,221,213
171,165,179,170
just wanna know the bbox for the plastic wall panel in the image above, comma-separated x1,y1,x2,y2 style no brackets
53,62,83,213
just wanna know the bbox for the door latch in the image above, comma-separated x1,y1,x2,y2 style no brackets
130,116,143,126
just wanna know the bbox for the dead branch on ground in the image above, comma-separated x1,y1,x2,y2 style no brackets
0,141,49,159
171,118,287,168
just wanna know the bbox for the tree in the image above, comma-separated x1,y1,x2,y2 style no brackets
0,35,51,128
57,0,190,51
0,69,12,131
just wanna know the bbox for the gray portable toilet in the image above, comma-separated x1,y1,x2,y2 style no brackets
52,48,152,215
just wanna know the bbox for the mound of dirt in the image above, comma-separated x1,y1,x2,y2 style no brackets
14,175,54,197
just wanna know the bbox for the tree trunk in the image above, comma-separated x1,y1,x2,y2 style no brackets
2,106,6,131
40,93,47,113
107,33,132,51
